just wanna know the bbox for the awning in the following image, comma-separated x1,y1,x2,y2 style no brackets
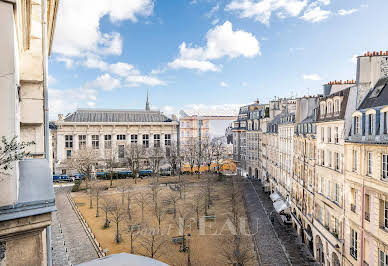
270,192,281,202
273,200,290,214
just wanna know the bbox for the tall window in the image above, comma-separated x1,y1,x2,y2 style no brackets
320,102,326,117
79,135,86,149
321,150,325,166
327,101,332,114
92,135,99,149
327,179,331,198
369,114,375,135
154,134,160,147
328,127,332,143
350,228,358,259
65,135,73,148
117,134,126,140
384,200,388,229
354,116,360,134
118,145,124,159
321,127,325,143
165,134,171,146
335,152,340,171
334,127,339,144
379,249,388,266
385,112,388,134
131,134,138,144
383,154,388,180
143,135,149,148
353,150,358,172
104,135,112,149
335,183,340,203
66,150,71,159
367,152,372,176
328,151,332,168
320,176,324,194
334,99,340,114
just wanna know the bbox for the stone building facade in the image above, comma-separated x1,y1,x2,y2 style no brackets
51,107,179,175
0,0,58,265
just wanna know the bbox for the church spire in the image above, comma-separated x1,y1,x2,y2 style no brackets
145,89,150,111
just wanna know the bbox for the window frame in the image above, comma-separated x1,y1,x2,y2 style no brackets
92,135,99,149
65,135,73,148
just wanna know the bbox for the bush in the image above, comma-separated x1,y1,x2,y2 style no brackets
71,179,81,192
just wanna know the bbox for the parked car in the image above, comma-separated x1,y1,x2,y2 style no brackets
139,169,152,177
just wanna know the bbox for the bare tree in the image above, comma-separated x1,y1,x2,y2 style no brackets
65,148,98,189
165,141,182,180
166,191,180,218
125,143,146,184
212,137,227,176
116,179,132,205
193,192,204,229
175,204,194,251
104,146,118,187
148,146,164,181
91,181,105,217
202,137,214,173
109,200,126,243
126,223,140,254
183,140,197,175
138,227,167,259
101,197,113,229
153,200,166,234
220,178,254,266
150,182,161,213
134,192,149,224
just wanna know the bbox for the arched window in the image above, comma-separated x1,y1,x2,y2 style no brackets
320,102,326,117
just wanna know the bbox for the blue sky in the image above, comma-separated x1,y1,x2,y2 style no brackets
48,0,387,119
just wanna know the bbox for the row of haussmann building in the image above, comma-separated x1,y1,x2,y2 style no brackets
233,52,388,266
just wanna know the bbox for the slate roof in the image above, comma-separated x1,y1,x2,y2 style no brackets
63,109,173,123
359,77,388,109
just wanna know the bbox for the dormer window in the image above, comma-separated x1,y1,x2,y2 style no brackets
354,116,360,134
334,98,341,114
320,102,326,117
368,113,375,135
327,100,333,114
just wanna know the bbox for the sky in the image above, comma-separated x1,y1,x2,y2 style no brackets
48,0,388,119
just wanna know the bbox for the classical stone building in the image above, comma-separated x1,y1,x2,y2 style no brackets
344,53,388,266
51,102,179,175
0,0,58,265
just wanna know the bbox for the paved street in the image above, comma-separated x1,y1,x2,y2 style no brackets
240,177,317,266
51,185,99,266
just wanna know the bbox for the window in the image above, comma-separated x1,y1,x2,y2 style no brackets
350,228,358,259
131,135,138,143
365,194,370,221
369,114,375,135
328,151,332,168
117,134,126,140
65,135,73,148
383,154,388,180
79,135,86,149
143,134,149,148
353,150,358,172
104,135,112,149
118,145,125,159
328,127,332,143
321,127,325,143
335,183,340,203
367,152,372,176
334,99,340,114
66,150,71,159
320,102,326,117
154,134,160,147
92,135,99,149
321,150,325,166
180,122,184,127
327,179,331,198
327,101,332,114
354,116,360,134
334,127,339,143
165,134,171,146
385,112,388,134
320,176,324,194
335,152,340,171
379,249,388,266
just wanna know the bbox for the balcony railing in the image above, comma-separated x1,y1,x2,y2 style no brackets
351,204,356,213
350,247,357,260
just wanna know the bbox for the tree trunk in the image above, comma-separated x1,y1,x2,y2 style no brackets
196,209,199,229
96,197,99,217
141,207,144,223
110,171,113,187
115,221,120,243
89,194,93,209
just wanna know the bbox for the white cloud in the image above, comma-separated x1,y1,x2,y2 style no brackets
89,73,121,91
168,58,221,72
56,56,74,68
48,88,98,119
53,0,154,57
338,8,357,16
84,55,109,71
301,5,330,22
206,3,220,18
226,0,308,25
87,102,96,107
318,0,330,5
125,75,166,87
350,54,358,64
303,73,322,81
212,18,220,25
109,62,140,76
182,103,241,116
168,21,260,72
220,81,228,87
48,75,56,86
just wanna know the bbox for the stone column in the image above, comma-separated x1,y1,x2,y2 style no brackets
57,134,65,162
73,134,79,151
87,134,92,149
